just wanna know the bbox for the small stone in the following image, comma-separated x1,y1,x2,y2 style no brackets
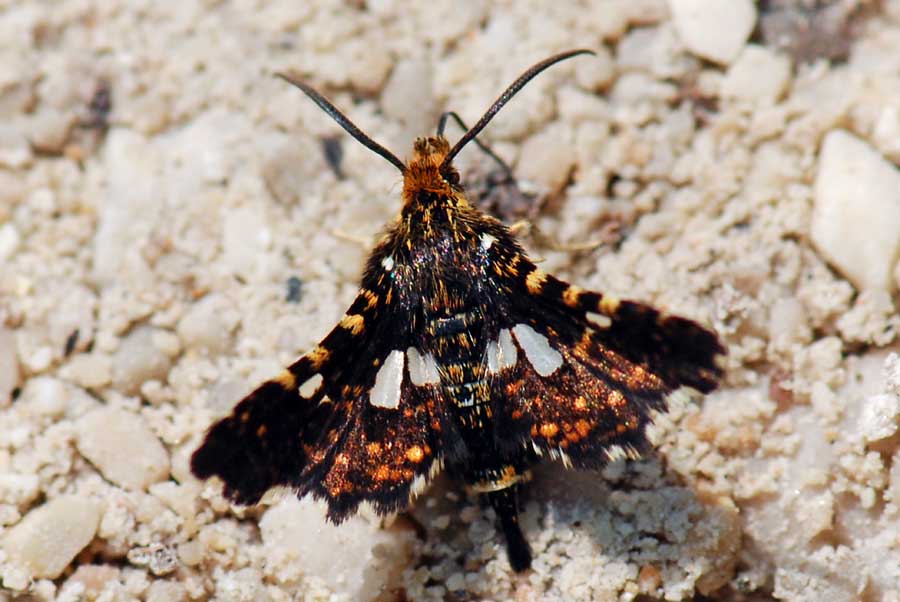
48,285,97,355
93,129,161,285
24,346,54,372
18,376,67,418
146,580,186,602
0,222,20,262
381,58,436,139
76,407,170,490
885,353,900,396
177,540,204,566
151,329,182,358
574,46,616,91
515,125,576,191
127,543,178,576
0,327,19,406
669,0,757,65
873,105,900,162
721,45,791,102
812,130,900,293
113,327,173,394
176,294,237,355
29,109,75,154
0,124,32,168
857,394,900,443
61,353,113,389
260,497,400,600
557,86,609,123
1,495,101,579
344,40,392,95
0,473,40,506
65,565,121,599
221,207,271,281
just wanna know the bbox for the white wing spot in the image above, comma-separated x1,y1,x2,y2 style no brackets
407,347,440,386
486,328,518,373
381,255,395,271
480,233,497,251
586,312,612,328
499,329,517,369
370,350,404,409
512,324,563,376
299,373,323,398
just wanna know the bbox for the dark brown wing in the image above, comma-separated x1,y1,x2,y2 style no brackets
191,280,448,521
302,377,444,520
489,259,725,465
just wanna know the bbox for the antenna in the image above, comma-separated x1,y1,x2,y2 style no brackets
440,49,594,172
276,72,407,174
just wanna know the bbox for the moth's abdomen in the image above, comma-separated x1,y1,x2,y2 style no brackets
426,308,489,411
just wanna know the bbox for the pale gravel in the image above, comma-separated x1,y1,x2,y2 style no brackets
1,1,900,601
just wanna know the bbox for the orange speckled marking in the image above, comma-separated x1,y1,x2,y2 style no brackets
575,419,591,438
539,422,559,438
406,445,425,463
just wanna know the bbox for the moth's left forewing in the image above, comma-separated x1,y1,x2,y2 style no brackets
192,252,451,519
298,250,454,521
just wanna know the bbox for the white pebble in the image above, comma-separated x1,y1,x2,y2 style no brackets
260,497,401,600
113,327,173,394
48,285,97,355
76,407,170,490
61,353,112,389
557,86,609,123
24,346,53,372
515,125,576,191
873,106,900,162
857,394,900,443
0,222,20,262
0,473,40,506
0,124,32,168
381,58,436,138
812,130,900,293
669,0,756,65
768,298,811,347
0,327,19,406
176,294,236,354
29,108,75,154
721,45,791,102
18,376,67,418
151,329,182,358
574,46,616,91
93,129,160,285
146,580,187,602
885,353,900,396
1,495,101,579
222,207,271,281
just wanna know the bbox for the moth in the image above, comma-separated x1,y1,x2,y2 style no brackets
191,49,725,572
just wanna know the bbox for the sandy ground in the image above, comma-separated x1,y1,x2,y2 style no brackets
2,1,900,601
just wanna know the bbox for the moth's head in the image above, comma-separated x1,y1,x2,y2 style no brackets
402,136,462,200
